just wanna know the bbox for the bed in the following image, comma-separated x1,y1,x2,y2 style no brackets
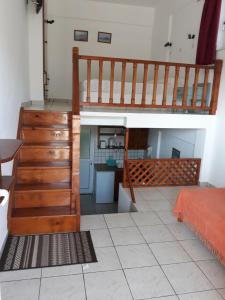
174,188,225,265
80,78,212,107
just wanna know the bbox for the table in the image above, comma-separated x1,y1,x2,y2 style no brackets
0,139,23,190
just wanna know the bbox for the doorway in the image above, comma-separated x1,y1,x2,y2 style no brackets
80,127,94,194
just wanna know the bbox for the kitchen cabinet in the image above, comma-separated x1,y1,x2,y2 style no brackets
128,128,149,150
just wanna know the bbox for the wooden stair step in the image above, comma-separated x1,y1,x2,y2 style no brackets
10,206,79,235
21,125,70,142
20,142,71,162
22,110,71,126
12,206,73,218
15,182,71,191
14,183,71,208
18,161,71,168
16,161,71,184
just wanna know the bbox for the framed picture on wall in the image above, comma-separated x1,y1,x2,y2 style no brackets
74,30,88,42
98,32,112,44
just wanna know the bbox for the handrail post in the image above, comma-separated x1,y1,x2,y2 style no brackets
210,59,223,115
123,128,129,187
72,47,80,115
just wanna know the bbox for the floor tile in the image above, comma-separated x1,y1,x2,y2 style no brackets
130,211,162,226
125,266,174,299
84,270,133,300
0,279,40,300
109,227,145,246
167,224,197,241
218,289,225,299
80,215,107,230
162,262,213,294
41,264,82,278
83,246,121,273
90,229,113,247
197,260,225,289
137,188,166,201
139,225,176,243
156,210,178,224
104,213,135,228
0,268,41,282
178,290,223,299
134,199,152,212
116,244,157,268
149,241,192,265
39,274,85,300
180,239,216,261
150,297,179,300
157,186,181,200
148,199,172,211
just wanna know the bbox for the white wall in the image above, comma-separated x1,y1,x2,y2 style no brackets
151,0,204,63
149,129,201,158
217,0,225,51
27,1,44,101
0,0,30,172
0,0,30,251
208,49,225,186
169,0,204,63
46,0,155,99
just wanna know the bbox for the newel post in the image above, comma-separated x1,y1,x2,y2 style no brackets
123,128,129,187
210,59,223,115
72,47,80,115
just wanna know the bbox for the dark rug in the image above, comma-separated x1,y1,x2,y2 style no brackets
0,231,97,272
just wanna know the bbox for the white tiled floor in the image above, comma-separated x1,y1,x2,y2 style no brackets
0,186,225,300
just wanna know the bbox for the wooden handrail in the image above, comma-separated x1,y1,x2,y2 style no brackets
79,54,215,70
72,47,222,115
125,160,136,203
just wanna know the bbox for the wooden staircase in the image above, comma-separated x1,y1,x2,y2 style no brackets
10,109,80,235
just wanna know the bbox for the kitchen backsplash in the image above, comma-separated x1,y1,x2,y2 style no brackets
94,148,145,166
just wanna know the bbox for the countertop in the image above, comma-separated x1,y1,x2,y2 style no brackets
95,164,123,172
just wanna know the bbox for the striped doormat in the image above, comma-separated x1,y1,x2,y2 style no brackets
0,231,97,272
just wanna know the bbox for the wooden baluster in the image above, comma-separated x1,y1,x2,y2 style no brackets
98,60,103,103
86,59,91,102
182,66,190,107
162,65,170,106
142,64,149,106
192,68,200,107
72,47,80,115
172,66,180,106
120,62,126,105
109,61,115,104
131,63,137,104
201,69,209,109
152,64,159,105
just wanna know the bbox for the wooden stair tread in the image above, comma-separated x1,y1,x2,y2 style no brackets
22,141,71,148
12,206,75,218
15,182,71,192
22,124,69,129
18,161,71,168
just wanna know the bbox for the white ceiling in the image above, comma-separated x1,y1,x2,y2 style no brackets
88,0,162,8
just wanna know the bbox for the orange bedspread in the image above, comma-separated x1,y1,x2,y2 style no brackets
174,188,225,265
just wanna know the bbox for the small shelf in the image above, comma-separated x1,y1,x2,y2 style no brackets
98,126,125,150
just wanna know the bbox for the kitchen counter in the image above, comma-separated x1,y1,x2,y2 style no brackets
95,164,123,172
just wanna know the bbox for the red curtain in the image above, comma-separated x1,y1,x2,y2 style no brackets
196,0,222,65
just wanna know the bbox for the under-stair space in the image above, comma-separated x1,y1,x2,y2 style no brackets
10,110,80,235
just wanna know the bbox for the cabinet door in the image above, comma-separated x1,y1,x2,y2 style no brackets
128,129,148,149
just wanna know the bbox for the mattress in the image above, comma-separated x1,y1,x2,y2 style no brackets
80,79,211,107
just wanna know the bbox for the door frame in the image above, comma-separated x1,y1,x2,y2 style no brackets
80,126,95,194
